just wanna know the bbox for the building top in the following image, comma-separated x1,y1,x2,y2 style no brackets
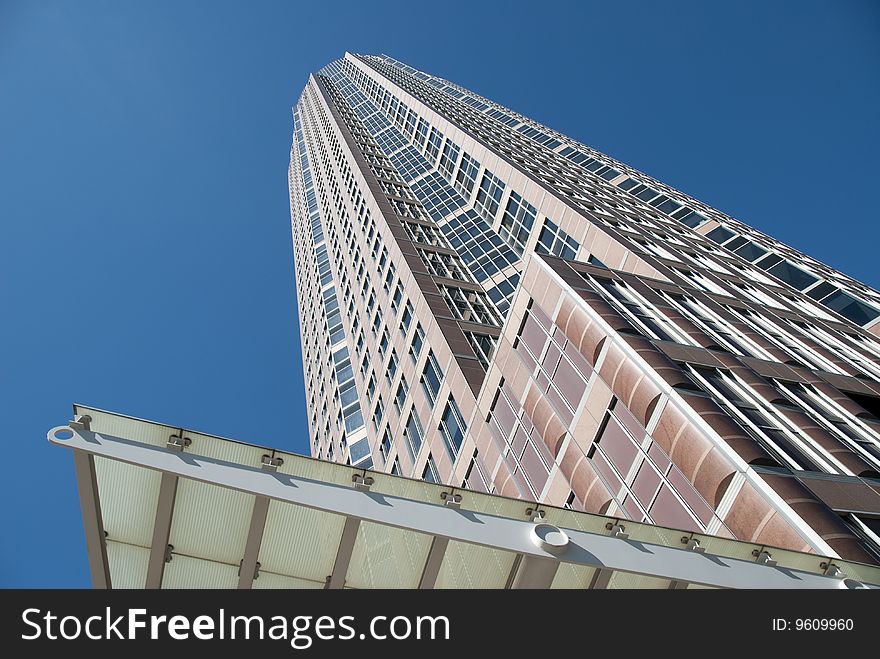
49,404,880,589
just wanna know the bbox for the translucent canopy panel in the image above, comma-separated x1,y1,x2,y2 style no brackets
49,405,880,590
106,542,149,589
345,521,433,589
258,501,346,585
435,542,518,589
94,456,161,547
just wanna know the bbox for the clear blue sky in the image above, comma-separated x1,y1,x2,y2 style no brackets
1,1,878,587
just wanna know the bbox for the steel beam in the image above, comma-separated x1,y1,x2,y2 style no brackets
72,450,111,589
589,568,614,589
418,536,450,589
49,426,871,590
326,516,360,589
510,555,560,589
238,495,271,589
145,472,178,589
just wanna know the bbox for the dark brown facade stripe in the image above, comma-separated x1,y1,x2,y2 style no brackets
812,345,862,378
656,342,726,369
761,474,878,564
797,475,880,515
813,371,880,397
738,356,809,383
618,333,694,391
806,375,878,418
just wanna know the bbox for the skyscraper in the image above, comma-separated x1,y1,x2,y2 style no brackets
288,53,880,565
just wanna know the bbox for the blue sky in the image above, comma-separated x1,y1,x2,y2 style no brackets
1,1,878,587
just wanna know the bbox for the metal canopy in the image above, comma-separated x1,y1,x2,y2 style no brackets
49,405,880,590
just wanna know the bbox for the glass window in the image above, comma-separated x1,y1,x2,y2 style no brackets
805,281,837,301
418,248,473,281
371,395,384,432
723,236,749,252
425,127,443,161
403,411,424,460
465,332,497,371
822,290,880,325
676,210,707,228
400,301,414,335
349,438,371,465
410,323,425,363
706,226,736,244
453,153,480,197
755,253,784,270
438,139,460,177
391,281,404,311
474,170,505,220
386,349,399,384
421,350,443,406
733,241,768,262
394,376,409,415
595,413,640,477
461,451,488,491
437,284,503,326
499,191,536,255
535,218,579,260
439,398,467,460
767,260,818,291
379,428,393,462
422,453,439,483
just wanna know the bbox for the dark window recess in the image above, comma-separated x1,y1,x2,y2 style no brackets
671,378,711,396
841,390,880,419
706,226,736,244
805,281,837,301
587,254,607,268
724,236,749,252
649,194,669,208
822,291,880,326
676,210,706,228
755,253,784,271
767,260,818,291
839,514,880,562
656,198,682,215
734,241,768,262
858,515,880,537
636,186,659,201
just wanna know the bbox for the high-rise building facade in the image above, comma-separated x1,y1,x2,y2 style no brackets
288,53,880,565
